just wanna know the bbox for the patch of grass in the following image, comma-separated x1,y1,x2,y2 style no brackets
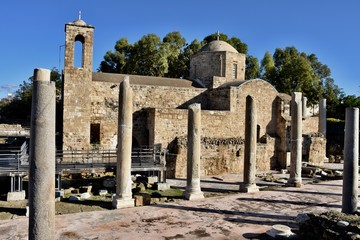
56,198,112,214
139,188,184,198
327,118,344,123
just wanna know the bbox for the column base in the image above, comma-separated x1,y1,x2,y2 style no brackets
7,190,26,201
184,191,204,200
286,178,302,188
240,183,259,193
112,196,135,209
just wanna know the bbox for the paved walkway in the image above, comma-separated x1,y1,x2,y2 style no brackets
0,175,357,240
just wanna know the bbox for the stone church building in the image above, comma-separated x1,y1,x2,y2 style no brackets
61,19,326,177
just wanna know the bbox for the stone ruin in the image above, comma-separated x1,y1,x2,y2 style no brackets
22,17,359,239
61,18,327,178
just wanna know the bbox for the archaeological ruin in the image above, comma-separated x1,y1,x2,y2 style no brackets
61,18,326,178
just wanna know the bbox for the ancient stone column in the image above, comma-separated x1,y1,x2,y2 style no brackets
318,99,327,137
342,107,359,214
185,103,204,200
28,68,56,240
287,92,302,188
112,76,135,209
302,96,308,118
240,95,259,193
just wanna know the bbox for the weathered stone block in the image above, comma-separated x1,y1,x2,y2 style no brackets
134,193,151,206
7,190,26,201
147,176,158,184
155,183,171,191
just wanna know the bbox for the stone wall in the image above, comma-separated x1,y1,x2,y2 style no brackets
0,124,29,137
166,137,244,178
150,108,242,150
87,82,207,150
190,51,245,88
167,135,277,178
61,19,326,173
88,80,280,151
62,22,94,150
207,87,231,110
303,133,326,166
190,52,223,88
224,52,246,81
229,80,279,137
303,116,319,134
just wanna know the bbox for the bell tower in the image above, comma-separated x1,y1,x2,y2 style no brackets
62,18,94,150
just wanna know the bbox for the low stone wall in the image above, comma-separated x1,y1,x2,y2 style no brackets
166,136,278,178
166,137,244,178
303,133,326,166
0,124,29,137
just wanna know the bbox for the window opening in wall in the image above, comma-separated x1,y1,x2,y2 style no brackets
232,63,237,79
132,137,140,149
194,65,197,79
90,123,100,144
219,55,223,77
257,125,261,142
74,34,85,68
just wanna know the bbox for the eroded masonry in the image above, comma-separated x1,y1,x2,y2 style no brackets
61,19,326,178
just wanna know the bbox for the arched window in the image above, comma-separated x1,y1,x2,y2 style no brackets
74,34,85,68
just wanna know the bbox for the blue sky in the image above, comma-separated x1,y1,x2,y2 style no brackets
0,0,359,98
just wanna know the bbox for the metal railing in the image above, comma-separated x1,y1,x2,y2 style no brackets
0,141,28,174
0,143,166,174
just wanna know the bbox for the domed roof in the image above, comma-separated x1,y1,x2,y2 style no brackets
200,40,238,53
73,19,87,26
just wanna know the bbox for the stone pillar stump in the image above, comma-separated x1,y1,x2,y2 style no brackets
342,107,359,214
112,76,135,209
287,92,302,188
318,99,327,137
185,103,204,200
240,95,259,193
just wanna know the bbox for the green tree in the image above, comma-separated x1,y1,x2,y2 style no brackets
99,33,189,78
178,39,202,79
99,38,132,73
99,32,249,78
336,95,360,119
162,32,186,78
323,77,344,118
126,34,168,76
262,47,323,104
227,37,248,55
260,51,275,81
0,68,61,122
245,55,260,79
